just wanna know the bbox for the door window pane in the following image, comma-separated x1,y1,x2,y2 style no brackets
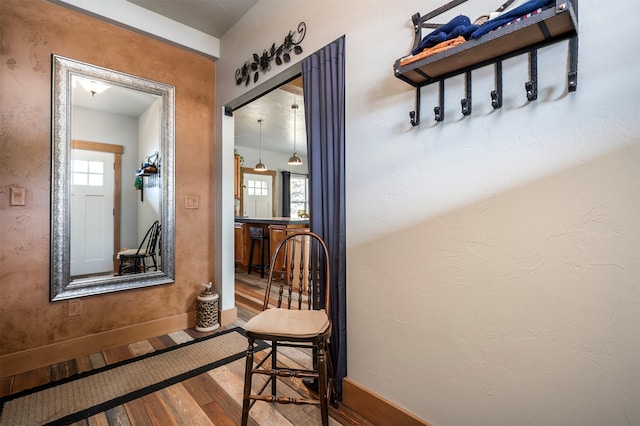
72,160,105,187
247,179,268,196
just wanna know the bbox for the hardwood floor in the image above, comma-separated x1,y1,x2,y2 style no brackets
0,273,372,426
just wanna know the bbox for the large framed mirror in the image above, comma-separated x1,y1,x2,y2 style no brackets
51,55,175,301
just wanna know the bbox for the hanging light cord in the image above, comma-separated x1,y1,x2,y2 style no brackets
293,105,297,154
259,119,263,160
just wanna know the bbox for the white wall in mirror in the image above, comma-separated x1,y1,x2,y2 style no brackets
137,98,163,249
71,101,162,251
71,106,140,249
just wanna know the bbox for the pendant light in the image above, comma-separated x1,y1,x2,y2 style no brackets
288,103,303,165
78,78,110,97
254,118,267,171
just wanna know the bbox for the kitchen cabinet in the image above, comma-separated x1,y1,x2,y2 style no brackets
234,222,246,267
233,218,309,273
268,223,309,275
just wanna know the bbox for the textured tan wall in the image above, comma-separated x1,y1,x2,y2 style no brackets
0,0,216,356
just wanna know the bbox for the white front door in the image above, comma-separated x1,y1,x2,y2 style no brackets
243,172,273,217
70,149,115,277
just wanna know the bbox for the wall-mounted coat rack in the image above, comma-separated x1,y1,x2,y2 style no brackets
136,151,160,201
394,0,579,126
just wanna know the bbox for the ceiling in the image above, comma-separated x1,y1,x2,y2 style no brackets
232,78,307,157
125,0,257,39
72,75,160,117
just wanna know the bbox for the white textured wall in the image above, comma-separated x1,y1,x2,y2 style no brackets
218,1,640,424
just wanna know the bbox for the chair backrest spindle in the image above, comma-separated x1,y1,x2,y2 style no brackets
263,231,330,314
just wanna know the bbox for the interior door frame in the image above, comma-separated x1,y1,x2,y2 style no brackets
219,64,305,316
71,140,123,273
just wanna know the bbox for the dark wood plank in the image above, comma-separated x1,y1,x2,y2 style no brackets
146,336,167,351
51,359,78,381
105,405,132,425
124,393,179,426
157,334,178,349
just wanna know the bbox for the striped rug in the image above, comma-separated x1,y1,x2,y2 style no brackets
0,327,266,425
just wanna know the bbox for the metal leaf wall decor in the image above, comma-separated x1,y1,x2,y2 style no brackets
235,22,307,86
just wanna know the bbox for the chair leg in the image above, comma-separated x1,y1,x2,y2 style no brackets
327,344,339,407
248,238,255,275
241,337,255,426
318,340,329,426
260,239,266,278
271,341,278,397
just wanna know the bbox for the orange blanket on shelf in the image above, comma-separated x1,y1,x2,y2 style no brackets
399,36,466,67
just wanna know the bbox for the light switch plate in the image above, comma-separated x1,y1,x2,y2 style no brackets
185,195,199,209
10,187,26,206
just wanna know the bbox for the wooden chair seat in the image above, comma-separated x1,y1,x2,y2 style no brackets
244,308,330,339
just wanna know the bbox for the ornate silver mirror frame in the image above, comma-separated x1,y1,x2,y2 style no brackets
51,55,175,301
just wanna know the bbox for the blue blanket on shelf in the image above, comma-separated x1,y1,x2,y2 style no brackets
471,0,554,39
411,15,478,55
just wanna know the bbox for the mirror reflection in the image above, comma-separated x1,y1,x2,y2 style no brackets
51,55,175,301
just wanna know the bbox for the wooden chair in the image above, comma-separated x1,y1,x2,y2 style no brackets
117,220,160,275
241,231,337,426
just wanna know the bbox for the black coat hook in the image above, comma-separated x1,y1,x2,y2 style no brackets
568,36,578,92
461,71,472,116
491,60,503,109
526,49,538,101
434,80,445,122
410,87,421,126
